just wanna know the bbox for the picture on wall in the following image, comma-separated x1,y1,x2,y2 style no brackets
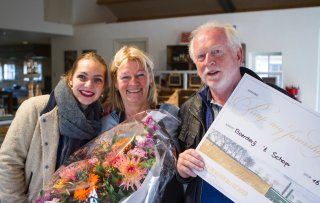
180,32,191,44
188,73,202,88
168,74,182,87
64,50,77,73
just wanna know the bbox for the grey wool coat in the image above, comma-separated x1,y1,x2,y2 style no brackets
0,95,60,203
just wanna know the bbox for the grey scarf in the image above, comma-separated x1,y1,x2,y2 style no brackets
54,78,102,168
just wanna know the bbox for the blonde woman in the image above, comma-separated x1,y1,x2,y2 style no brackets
101,46,184,202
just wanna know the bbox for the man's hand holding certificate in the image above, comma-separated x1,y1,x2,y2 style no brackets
195,74,320,203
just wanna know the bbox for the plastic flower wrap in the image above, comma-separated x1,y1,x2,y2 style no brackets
36,110,180,203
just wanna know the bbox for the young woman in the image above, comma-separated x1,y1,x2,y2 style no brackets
0,52,108,202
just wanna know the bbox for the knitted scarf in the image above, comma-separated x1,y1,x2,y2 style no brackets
54,78,102,168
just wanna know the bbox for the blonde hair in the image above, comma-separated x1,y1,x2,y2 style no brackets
108,46,157,112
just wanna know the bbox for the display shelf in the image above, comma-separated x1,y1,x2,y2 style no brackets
155,70,202,89
167,45,195,70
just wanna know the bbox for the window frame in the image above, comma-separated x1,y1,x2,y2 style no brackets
248,52,283,87
3,63,16,81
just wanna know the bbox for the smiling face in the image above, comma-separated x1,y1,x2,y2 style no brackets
115,59,150,109
69,58,106,109
192,27,242,103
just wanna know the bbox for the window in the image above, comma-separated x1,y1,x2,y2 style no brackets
248,52,283,87
3,63,16,80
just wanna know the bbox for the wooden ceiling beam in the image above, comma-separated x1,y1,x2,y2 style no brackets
217,0,236,13
97,0,146,5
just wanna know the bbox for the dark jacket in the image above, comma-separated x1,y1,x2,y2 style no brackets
177,67,292,203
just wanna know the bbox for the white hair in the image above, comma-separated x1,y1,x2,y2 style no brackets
188,21,242,62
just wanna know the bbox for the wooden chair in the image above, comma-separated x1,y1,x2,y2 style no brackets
0,91,14,114
157,89,176,104
178,89,197,106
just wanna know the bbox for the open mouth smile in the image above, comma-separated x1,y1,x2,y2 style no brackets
80,90,95,97
207,70,220,76
127,88,142,93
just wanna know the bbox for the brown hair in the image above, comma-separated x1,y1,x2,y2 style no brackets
65,52,108,89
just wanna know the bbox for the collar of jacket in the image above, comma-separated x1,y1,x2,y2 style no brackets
181,67,263,148
40,91,56,116
240,66,263,81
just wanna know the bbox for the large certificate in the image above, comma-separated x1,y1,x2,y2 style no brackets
195,74,320,203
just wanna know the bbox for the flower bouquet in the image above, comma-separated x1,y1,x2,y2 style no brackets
36,110,180,203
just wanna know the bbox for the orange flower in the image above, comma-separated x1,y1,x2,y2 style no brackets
112,137,132,152
88,173,99,186
74,185,97,201
74,187,89,201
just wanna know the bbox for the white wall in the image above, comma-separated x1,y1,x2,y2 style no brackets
0,0,72,35
42,0,117,26
72,0,117,24
44,0,73,24
51,7,320,111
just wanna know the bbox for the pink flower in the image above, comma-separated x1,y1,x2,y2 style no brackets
144,116,158,133
146,138,155,147
116,154,147,191
109,153,126,168
127,147,147,159
58,160,89,181
136,137,154,149
58,167,76,181
88,157,99,165
146,132,153,138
